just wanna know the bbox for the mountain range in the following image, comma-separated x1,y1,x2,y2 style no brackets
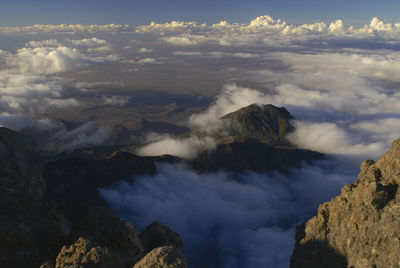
1,103,397,267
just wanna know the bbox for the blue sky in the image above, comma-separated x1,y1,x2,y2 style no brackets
0,0,399,26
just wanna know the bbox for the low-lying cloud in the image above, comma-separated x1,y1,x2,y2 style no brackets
100,161,355,268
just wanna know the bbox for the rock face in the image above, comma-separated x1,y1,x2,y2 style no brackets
290,139,400,268
133,246,188,268
68,207,144,266
0,127,65,267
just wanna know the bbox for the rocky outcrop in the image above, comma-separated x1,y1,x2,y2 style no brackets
55,237,126,268
290,139,400,268
52,210,188,268
68,207,143,266
133,246,188,268
0,127,66,267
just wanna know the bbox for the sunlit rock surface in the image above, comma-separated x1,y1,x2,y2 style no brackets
291,139,400,267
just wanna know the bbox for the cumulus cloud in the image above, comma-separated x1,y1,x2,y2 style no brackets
138,134,215,159
0,40,119,133
137,47,152,53
67,37,108,46
102,95,130,106
134,15,400,47
8,46,85,75
164,35,207,46
287,121,385,159
0,72,79,113
137,84,274,158
100,162,355,268
188,84,273,133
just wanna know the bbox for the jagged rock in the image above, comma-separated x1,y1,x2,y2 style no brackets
55,237,125,268
140,222,184,254
69,207,143,266
0,127,66,268
133,246,188,268
290,139,400,268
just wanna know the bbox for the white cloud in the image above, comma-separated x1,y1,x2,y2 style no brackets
0,24,132,34
164,35,207,46
67,37,108,46
137,84,274,158
26,39,61,48
189,84,273,133
138,135,215,159
138,47,152,53
287,121,385,158
102,95,130,106
8,46,84,75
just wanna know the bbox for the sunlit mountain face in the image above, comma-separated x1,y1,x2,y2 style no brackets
1,12,400,268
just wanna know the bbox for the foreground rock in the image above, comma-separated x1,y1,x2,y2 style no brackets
133,246,188,268
291,139,400,267
55,237,126,268
67,207,143,266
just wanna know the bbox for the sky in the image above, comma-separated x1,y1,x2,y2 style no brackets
1,0,400,26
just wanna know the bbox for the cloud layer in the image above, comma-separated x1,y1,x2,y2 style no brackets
101,162,355,268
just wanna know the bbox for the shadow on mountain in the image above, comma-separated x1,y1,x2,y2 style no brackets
43,153,178,223
290,240,348,268
290,223,348,268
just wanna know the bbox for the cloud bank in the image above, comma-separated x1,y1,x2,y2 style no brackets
100,162,355,268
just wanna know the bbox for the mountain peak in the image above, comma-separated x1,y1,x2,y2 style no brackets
220,103,294,145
